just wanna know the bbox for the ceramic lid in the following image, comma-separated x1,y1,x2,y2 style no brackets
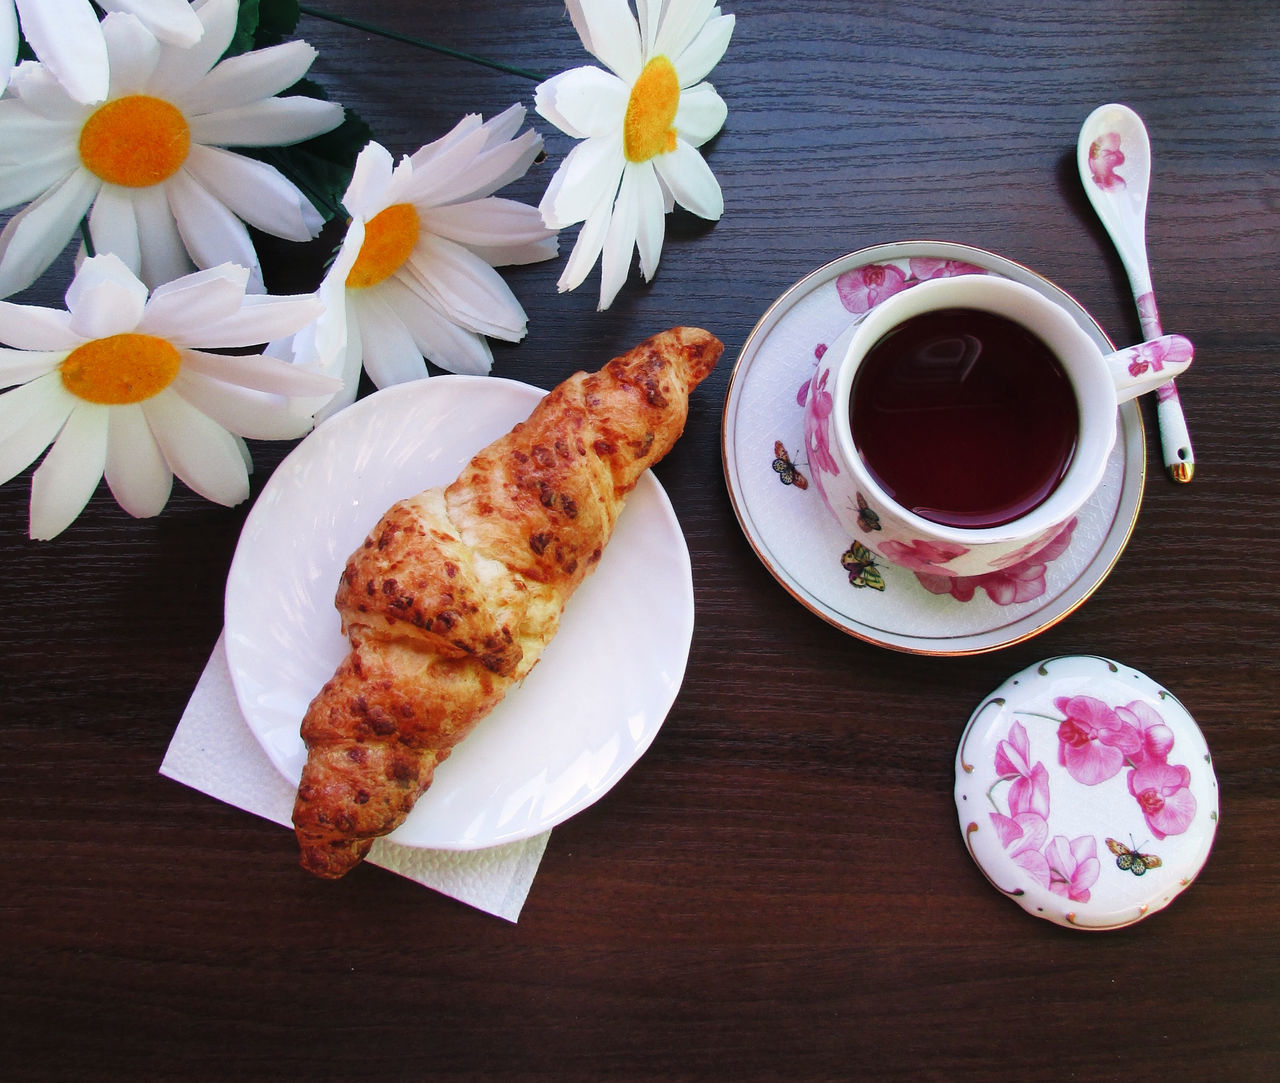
955,655,1218,930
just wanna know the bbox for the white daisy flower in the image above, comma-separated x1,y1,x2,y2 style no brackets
0,252,338,540
281,105,558,420
3,0,204,105
0,0,344,299
535,0,733,310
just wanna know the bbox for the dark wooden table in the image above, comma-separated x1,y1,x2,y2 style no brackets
3,1,1278,1077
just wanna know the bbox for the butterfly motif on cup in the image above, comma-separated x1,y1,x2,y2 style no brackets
772,441,808,489
855,492,881,533
1106,837,1163,877
840,540,886,591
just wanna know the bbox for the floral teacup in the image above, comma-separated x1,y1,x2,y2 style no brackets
802,274,1192,579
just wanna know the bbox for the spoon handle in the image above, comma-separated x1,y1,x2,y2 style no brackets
1130,277,1195,483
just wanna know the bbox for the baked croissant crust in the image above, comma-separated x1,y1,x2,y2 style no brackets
292,327,723,877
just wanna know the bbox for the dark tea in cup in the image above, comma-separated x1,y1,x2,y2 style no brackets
848,308,1079,529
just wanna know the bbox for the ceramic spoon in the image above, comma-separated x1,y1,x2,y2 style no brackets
1077,103,1194,482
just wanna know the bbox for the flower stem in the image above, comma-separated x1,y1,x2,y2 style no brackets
297,5,545,82
80,218,96,258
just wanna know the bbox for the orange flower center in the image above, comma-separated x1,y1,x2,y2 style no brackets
624,56,680,163
60,333,182,404
346,203,421,289
79,95,191,188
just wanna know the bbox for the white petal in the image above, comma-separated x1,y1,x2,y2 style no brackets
630,164,667,281
4,57,88,120
404,235,527,341
180,347,338,397
535,67,628,140
538,133,625,229
187,96,344,149
29,401,107,539
598,170,641,311
101,10,162,98
673,14,735,87
103,400,171,517
144,0,238,99
1,4,16,93
0,371,73,486
555,183,615,295
405,112,485,170
422,198,557,260
311,226,360,372
179,41,319,115
310,293,362,422
404,128,544,208
347,291,425,390
172,368,318,440
634,0,662,50
0,152,79,208
176,292,323,351
64,252,148,334
674,81,728,147
87,185,143,278
656,0,720,65
137,262,246,336
654,139,723,220
575,0,642,82
341,142,395,219
0,95,80,162
393,124,491,207
144,389,249,506
377,279,492,376
15,0,110,104
99,0,203,47
130,180,193,285
0,348,64,387
166,168,263,288
183,145,321,242
0,168,98,297
0,300,77,350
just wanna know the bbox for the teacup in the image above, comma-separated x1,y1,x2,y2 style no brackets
802,274,1192,579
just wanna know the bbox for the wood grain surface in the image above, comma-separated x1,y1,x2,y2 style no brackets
2,1,1277,1077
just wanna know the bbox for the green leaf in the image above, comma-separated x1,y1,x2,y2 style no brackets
254,0,302,45
225,0,300,57
225,0,261,57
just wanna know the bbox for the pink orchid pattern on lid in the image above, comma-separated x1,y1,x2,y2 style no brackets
957,656,1219,929
988,719,1102,903
1043,693,1198,839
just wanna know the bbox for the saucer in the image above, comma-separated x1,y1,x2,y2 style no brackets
721,241,1145,655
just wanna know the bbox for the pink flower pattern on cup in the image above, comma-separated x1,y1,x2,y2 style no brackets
801,367,839,485
915,518,1076,605
878,537,970,573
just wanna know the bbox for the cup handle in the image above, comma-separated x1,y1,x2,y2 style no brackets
1104,334,1194,404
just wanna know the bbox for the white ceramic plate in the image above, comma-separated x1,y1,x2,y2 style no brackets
225,376,694,850
722,241,1145,655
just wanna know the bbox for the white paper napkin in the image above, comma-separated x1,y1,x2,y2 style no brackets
159,632,550,922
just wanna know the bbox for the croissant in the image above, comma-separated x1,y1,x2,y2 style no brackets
291,327,723,877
